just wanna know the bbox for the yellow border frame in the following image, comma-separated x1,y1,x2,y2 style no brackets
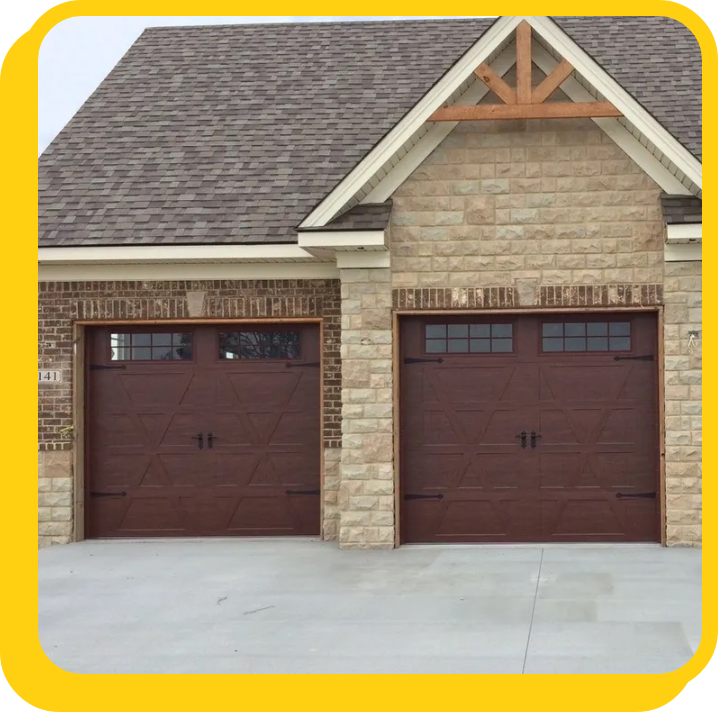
1,2,713,708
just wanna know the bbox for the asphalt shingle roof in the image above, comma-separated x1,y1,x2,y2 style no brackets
39,16,701,247
661,194,702,224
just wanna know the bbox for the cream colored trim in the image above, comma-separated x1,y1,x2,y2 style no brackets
528,16,701,189
665,242,702,262
530,44,694,197
38,262,340,281
666,224,702,243
38,244,317,265
299,15,523,227
362,43,518,205
298,230,387,250
336,252,390,269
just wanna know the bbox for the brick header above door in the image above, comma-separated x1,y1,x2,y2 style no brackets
393,284,663,311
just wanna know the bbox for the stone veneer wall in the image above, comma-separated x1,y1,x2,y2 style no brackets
338,268,395,548
664,261,702,547
386,117,701,547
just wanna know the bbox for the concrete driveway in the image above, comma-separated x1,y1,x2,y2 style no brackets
39,540,701,674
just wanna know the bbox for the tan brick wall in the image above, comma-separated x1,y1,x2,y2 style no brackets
338,268,395,549
664,261,702,547
37,279,341,548
389,117,701,547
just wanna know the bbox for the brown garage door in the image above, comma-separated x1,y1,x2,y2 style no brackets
87,324,320,538
400,314,659,543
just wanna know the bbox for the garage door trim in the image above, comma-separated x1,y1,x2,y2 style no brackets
77,318,324,542
393,308,665,547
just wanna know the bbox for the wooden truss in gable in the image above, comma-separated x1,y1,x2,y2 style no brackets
429,21,622,122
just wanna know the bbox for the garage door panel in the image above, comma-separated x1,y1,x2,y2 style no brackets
401,314,659,543
87,325,321,538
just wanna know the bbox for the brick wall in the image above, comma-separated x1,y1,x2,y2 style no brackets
37,279,341,547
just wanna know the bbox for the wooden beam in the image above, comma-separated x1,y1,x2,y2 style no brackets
516,21,533,104
474,63,517,104
428,102,623,122
533,58,575,104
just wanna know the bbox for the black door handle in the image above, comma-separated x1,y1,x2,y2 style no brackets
531,432,542,449
207,433,216,449
90,491,127,498
404,493,445,501
516,431,527,449
286,489,321,496
192,432,204,450
616,492,656,499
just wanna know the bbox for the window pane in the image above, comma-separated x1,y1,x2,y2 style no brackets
470,324,491,338
492,324,513,338
220,331,301,360
426,325,447,339
543,323,563,337
173,333,192,346
426,340,447,353
587,322,608,336
132,347,152,360
448,324,469,338
153,333,172,346
470,339,491,353
132,334,152,347
565,338,586,352
448,339,469,353
610,337,631,351
111,332,193,361
152,346,173,360
543,338,564,352
565,323,586,337
610,322,631,336
492,339,513,353
587,337,608,351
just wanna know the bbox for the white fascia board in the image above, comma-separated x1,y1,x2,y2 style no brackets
38,244,316,265
336,252,391,269
666,224,702,243
363,43,517,205
38,262,339,281
298,230,387,250
299,15,522,228
665,242,702,262
530,43,694,196
528,16,701,189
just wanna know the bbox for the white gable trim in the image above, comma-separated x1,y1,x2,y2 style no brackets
363,41,517,204
529,44,693,197
300,15,523,227
528,16,701,189
666,224,702,243
302,15,700,226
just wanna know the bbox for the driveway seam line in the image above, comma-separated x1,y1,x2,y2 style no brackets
521,548,544,674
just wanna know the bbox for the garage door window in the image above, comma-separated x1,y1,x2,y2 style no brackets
542,322,631,352
111,333,193,361
219,331,301,360
426,323,513,354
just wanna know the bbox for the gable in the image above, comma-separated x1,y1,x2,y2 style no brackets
301,16,701,230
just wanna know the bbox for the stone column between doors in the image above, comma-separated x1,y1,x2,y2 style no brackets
338,267,395,549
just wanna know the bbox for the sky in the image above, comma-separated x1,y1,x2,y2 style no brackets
37,15,485,155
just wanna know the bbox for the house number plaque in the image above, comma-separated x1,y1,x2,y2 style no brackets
38,370,62,383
